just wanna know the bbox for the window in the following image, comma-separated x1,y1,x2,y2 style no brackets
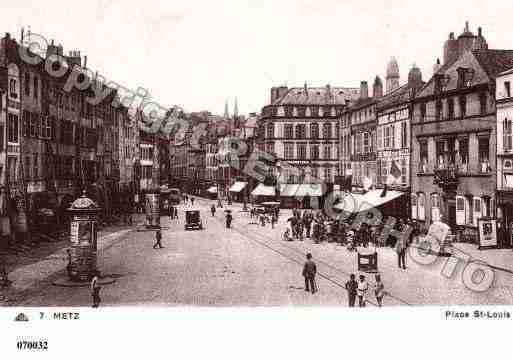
324,167,332,182
363,132,371,153
401,158,407,184
401,122,407,148
473,197,482,226
266,123,274,138
284,124,294,139
435,100,442,120
479,92,487,115
323,144,332,160
431,193,440,222
9,78,18,98
25,73,30,96
418,193,425,220
456,196,466,225
310,144,319,160
297,143,307,159
478,137,490,173
29,113,39,137
310,123,319,139
377,127,383,150
459,95,467,117
419,141,428,172
322,123,332,138
266,142,275,155
33,76,38,100
504,118,513,152
447,98,455,120
295,124,306,139
411,195,417,219
7,113,19,142
41,116,51,138
458,137,469,171
436,140,445,169
420,102,426,122
505,81,511,98
33,153,38,179
284,143,294,159
25,156,31,179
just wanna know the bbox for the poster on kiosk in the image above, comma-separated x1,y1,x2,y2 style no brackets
478,217,498,249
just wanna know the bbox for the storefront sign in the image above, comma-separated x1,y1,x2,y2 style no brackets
478,218,497,249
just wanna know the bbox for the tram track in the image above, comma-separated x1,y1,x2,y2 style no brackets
210,210,412,306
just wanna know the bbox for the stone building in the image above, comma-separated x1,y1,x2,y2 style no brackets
411,23,513,241
496,67,513,245
260,84,358,185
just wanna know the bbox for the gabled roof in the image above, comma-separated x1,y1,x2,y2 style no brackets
273,86,359,106
377,81,425,111
473,49,513,78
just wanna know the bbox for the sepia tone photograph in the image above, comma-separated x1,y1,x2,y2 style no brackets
1,0,513,315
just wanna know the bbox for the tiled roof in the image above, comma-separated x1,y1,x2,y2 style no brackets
473,49,513,78
273,86,360,106
347,96,377,111
377,81,425,110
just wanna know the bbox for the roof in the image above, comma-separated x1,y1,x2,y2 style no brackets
346,96,377,112
418,49,513,98
377,80,425,111
272,86,360,106
473,49,513,78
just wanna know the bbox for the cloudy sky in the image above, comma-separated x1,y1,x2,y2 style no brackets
3,0,513,115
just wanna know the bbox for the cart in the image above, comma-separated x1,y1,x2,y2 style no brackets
184,210,203,230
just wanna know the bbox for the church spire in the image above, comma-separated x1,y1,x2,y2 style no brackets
233,97,238,119
224,99,229,119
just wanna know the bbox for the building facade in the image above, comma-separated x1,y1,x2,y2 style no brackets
260,84,359,186
411,24,513,242
496,67,513,244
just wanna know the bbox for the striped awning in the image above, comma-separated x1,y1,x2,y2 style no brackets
229,181,247,193
251,184,276,197
207,186,217,194
279,184,324,197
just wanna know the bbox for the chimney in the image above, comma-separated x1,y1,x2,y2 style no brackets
360,81,368,99
478,27,482,37
84,55,88,68
373,76,383,98
304,82,308,97
449,32,455,40
433,58,441,74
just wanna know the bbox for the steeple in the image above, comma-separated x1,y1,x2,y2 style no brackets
224,100,229,119
233,97,238,119
386,57,400,94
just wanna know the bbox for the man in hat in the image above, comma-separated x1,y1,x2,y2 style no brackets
226,211,233,228
302,253,317,294
153,229,164,249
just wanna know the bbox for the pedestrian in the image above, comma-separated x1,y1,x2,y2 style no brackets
345,274,358,307
357,274,368,307
374,274,385,307
191,197,195,206
395,233,407,270
283,228,292,241
66,249,73,279
226,212,233,228
91,272,101,308
153,229,164,249
211,204,216,217
302,253,317,294
271,212,277,229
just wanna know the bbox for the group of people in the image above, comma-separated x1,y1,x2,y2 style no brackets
284,209,339,243
302,253,386,307
250,206,280,229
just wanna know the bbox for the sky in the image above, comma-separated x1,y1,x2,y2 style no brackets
2,0,513,116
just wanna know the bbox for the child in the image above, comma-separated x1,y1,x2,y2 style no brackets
374,274,385,307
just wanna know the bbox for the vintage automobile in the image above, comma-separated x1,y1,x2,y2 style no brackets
184,210,203,230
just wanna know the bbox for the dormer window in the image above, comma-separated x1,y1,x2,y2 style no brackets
505,81,511,98
457,67,475,88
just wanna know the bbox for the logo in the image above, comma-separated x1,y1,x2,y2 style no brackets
14,313,29,322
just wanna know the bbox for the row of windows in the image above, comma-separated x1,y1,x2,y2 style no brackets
282,143,336,160
411,194,492,227
418,92,487,122
265,122,339,139
417,135,490,173
263,105,344,118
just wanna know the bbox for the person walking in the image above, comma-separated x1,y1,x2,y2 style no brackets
345,274,358,307
374,274,385,307
357,274,369,307
395,234,407,270
211,204,216,217
226,212,233,228
91,273,102,308
153,229,164,249
271,212,277,229
302,253,317,294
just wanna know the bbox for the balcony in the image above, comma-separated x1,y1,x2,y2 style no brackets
433,164,459,191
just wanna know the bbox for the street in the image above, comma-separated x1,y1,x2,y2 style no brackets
5,197,513,307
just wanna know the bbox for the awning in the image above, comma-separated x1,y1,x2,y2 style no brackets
333,190,404,213
207,186,217,194
229,181,247,193
251,184,276,197
279,184,324,197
